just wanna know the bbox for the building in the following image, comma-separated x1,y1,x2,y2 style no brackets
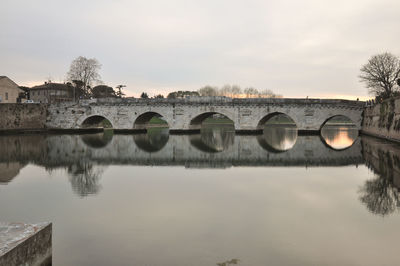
29,82,73,103
0,76,24,103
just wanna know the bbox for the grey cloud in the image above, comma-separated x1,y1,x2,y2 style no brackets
1,0,399,98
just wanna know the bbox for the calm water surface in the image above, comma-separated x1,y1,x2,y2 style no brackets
1,126,400,266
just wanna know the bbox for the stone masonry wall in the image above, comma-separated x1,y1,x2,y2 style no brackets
362,97,400,142
46,98,365,131
0,104,47,131
0,98,365,132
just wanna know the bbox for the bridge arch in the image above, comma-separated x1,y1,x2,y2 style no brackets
320,115,358,151
189,112,235,129
134,112,169,130
80,115,114,129
319,115,357,130
257,112,297,129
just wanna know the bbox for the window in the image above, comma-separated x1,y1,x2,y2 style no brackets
32,91,35,96
5,92,8,100
38,91,40,95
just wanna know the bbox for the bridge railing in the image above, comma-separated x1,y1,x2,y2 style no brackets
77,97,365,107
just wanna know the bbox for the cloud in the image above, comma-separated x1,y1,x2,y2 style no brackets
1,0,399,98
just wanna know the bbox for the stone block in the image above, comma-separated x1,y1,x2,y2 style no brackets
0,222,52,266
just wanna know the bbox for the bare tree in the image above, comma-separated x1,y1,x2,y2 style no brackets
359,52,400,99
198,84,280,98
359,175,400,216
231,85,242,97
198,85,218,96
67,56,102,97
67,162,104,197
260,89,282,98
244,87,259,98
219,84,243,97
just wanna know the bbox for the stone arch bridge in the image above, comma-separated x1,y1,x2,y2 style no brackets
46,97,365,132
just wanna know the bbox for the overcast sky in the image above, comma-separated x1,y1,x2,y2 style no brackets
1,0,399,99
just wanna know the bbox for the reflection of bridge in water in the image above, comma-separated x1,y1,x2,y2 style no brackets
5,131,400,211
2,131,399,215
0,131,363,170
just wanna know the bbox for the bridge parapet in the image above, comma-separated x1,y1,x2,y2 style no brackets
80,97,365,107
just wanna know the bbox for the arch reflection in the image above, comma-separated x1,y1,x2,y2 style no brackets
133,128,169,152
190,125,235,153
80,131,114,149
257,125,298,152
321,127,358,150
257,113,298,152
321,116,358,150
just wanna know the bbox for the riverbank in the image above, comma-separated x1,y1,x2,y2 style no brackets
362,97,400,143
0,104,47,131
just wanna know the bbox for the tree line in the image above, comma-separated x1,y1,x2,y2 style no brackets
66,56,282,99
197,85,281,98
139,85,282,99
53,53,400,102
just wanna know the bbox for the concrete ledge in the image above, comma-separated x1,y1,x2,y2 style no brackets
0,222,52,266
114,129,147,134
0,128,105,135
47,128,104,134
0,128,48,135
298,130,320,135
235,129,263,135
169,129,200,134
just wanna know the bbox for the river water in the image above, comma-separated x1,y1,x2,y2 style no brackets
1,126,400,266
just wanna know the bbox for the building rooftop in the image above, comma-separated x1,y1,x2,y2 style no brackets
0,76,21,88
30,82,72,91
